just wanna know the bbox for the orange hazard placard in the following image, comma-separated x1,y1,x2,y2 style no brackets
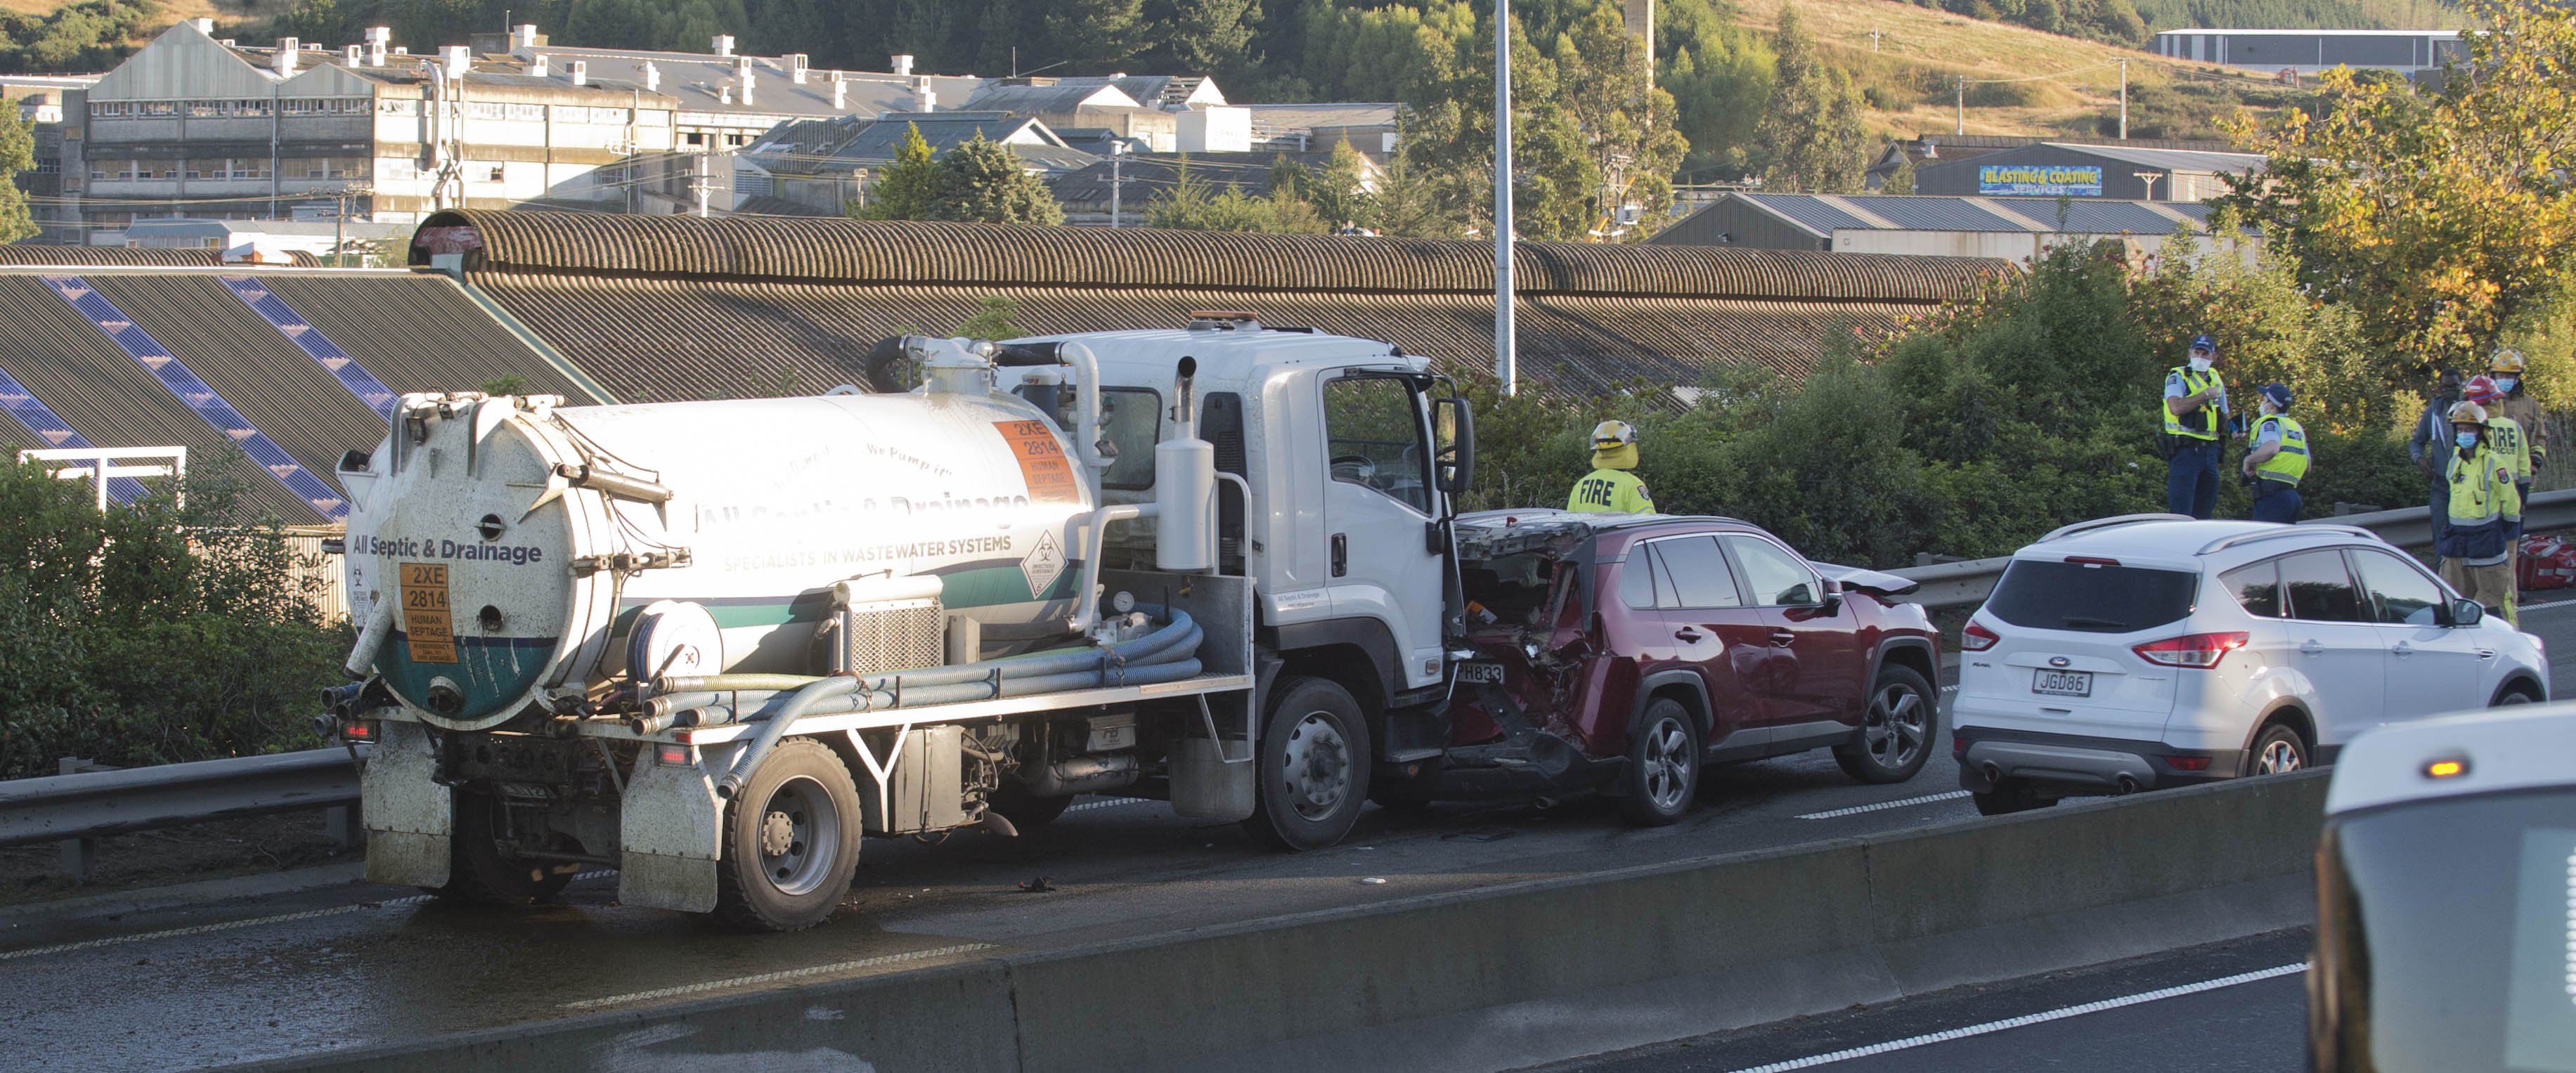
399,561,459,664
995,420,1082,502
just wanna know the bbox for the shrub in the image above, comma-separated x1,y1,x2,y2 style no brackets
0,458,347,779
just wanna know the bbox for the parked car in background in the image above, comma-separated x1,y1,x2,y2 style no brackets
1953,516,2548,816
1392,512,1941,826
2310,704,2576,1072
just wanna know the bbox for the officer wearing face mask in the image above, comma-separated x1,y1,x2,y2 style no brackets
2409,369,2466,556
2487,348,2545,505
2159,334,2228,519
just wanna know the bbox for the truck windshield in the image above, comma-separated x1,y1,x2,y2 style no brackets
2313,788,2576,1072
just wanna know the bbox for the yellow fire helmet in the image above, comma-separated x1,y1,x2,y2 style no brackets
2447,400,2490,426
2490,347,2528,375
1591,420,1638,450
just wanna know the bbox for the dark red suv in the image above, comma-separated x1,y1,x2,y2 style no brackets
1387,511,1942,824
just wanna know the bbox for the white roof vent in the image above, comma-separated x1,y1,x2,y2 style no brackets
344,44,362,64
440,44,470,75
644,61,661,91
191,17,214,34
713,34,735,57
273,38,300,74
569,60,586,86
512,23,538,48
789,53,808,84
831,73,848,110
530,53,548,77
892,54,913,77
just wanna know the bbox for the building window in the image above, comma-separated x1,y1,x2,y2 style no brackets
486,164,505,182
685,131,705,146
507,103,545,122
379,98,420,116
378,157,418,181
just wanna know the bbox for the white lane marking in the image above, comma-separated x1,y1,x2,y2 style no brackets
0,869,617,963
2520,598,2576,612
561,942,1001,1010
1066,798,1151,814
1721,962,2308,1072
1795,791,1972,821
1941,685,1959,693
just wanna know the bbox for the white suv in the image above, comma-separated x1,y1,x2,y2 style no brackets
1952,516,2548,815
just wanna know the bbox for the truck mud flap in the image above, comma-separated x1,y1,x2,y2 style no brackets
362,720,452,889
619,744,727,913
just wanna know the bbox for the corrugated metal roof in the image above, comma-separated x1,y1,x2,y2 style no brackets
415,210,1999,302
1839,197,2033,233
1984,198,2194,234
0,268,600,521
1738,193,1870,237
460,274,1946,403
0,245,318,266
2040,142,2269,172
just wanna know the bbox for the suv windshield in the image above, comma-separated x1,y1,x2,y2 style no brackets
1983,559,2197,633
2315,789,2576,1072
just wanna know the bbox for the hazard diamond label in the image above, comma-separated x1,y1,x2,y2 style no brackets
1021,529,1066,599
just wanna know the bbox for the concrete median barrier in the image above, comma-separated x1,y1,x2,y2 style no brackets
255,770,2327,1073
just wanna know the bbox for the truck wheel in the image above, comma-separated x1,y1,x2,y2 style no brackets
437,789,574,905
1242,677,1373,850
1616,698,1701,826
986,782,1074,831
713,738,863,932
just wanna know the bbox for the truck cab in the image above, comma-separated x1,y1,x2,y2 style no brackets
1011,315,1475,840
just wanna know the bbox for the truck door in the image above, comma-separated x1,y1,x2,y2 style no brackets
1320,373,1447,694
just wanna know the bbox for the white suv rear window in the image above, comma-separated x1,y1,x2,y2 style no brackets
1984,559,2197,633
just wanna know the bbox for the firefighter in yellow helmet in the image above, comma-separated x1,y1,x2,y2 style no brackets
2438,401,2523,625
1568,420,1655,514
2487,348,2546,505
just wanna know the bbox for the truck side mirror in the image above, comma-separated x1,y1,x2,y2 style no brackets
1432,396,1475,496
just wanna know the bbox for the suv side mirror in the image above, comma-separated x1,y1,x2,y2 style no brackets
1817,577,1844,612
2444,597,2485,627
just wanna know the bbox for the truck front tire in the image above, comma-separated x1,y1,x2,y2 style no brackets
713,738,864,932
1242,676,1373,851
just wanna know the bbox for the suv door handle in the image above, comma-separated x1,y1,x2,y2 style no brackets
1674,627,1704,642
1331,533,1347,578
2299,639,2325,656
1769,629,1797,646
2392,642,2414,657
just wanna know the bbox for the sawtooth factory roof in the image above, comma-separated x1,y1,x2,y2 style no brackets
413,211,2006,400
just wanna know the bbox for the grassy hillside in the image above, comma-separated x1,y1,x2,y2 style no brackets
1732,0,2311,141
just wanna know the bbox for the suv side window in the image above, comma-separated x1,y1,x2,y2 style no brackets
1617,546,1659,610
1322,375,1430,514
2220,559,2282,618
2280,549,2368,623
1647,536,1743,609
2349,548,2445,626
1722,535,1818,606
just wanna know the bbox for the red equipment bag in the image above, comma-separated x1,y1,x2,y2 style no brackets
2519,534,2576,590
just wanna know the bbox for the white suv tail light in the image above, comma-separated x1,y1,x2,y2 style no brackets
2132,630,2249,669
1961,620,1999,651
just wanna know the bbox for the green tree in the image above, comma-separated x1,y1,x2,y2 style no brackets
1758,4,1870,193
0,110,37,242
954,294,1025,339
1368,145,1459,238
1556,3,1688,235
850,122,938,220
1042,0,1151,70
1145,158,1314,231
1880,155,1916,195
926,135,1066,224
2225,0,2576,375
1155,0,1262,79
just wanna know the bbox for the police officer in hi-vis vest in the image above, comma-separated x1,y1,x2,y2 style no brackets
1568,420,1655,514
2162,334,2229,519
2239,384,2308,523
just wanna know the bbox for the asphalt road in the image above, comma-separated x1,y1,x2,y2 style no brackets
0,674,1991,1072
8,601,2572,1072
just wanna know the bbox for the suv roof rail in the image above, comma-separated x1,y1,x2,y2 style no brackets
2037,513,2194,543
2196,524,2378,557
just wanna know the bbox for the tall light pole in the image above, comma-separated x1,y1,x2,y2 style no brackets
2118,59,2129,139
1495,0,1517,396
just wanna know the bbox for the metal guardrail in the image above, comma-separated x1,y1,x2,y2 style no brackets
0,746,368,852
1889,488,2576,610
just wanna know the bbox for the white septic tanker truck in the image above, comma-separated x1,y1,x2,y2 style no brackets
326,318,1476,930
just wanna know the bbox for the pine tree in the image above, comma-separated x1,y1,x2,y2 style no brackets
851,123,938,220
1156,0,1262,79
1758,4,1869,193
1368,147,1458,238
1308,138,1372,229
1042,0,1151,71
927,136,1066,225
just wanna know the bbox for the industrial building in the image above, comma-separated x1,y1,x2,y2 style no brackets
1648,192,2238,262
1911,142,2267,202
2152,28,2464,76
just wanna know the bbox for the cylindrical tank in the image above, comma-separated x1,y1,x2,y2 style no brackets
340,386,1094,731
